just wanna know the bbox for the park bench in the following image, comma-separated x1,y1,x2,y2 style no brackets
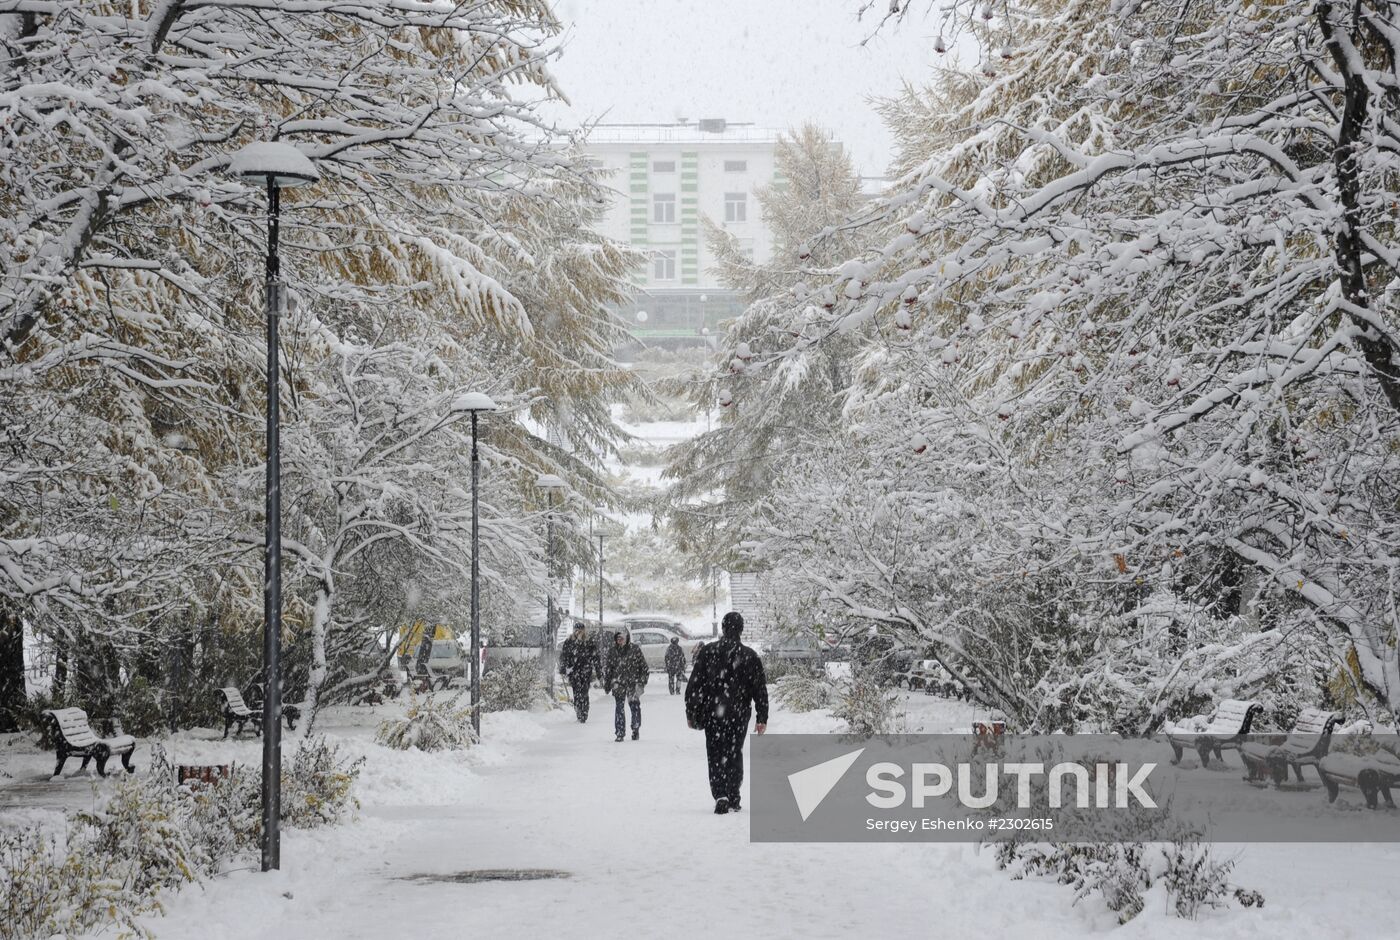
412,663,453,694
218,686,262,739
42,708,137,778
352,675,404,706
243,682,303,731
1165,698,1262,767
1317,742,1400,810
1239,707,1341,787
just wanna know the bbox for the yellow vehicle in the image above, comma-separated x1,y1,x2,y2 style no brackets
394,622,463,675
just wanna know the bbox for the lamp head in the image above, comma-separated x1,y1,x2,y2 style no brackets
535,473,566,491
453,392,498,413
230,141,320,188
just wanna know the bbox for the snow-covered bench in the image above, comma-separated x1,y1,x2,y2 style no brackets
1239,707,1341,786
1318,743,1400,810
243,682,303,731
218,687,262,739
1165,699,1262,767
42,708,137,778
412,664,453,694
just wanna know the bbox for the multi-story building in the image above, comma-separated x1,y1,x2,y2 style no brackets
586,119,784,343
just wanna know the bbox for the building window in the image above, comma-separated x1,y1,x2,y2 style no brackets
724,159,747,172
652,160,676,173
724,192,747,223
738,237,756,261
653,250,677,281
652,192,676,223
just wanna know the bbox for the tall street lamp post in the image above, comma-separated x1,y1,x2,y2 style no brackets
229,140,320,874
455,393,497,738
536,473,566,699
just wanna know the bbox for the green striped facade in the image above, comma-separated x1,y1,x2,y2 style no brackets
679,151,699,285
628,151,649,247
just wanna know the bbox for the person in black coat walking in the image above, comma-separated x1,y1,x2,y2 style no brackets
604,629,649,742
559,622,601,722
664,637,687,695
685,611,768,814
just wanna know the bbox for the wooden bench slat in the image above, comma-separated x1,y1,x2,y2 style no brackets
220,688,252,715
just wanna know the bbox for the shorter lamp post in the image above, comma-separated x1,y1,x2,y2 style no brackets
590,512,624,628
229,139,320,875
536,473,567,698
454,392,497,738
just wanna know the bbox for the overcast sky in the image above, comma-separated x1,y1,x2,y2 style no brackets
547,1,948,177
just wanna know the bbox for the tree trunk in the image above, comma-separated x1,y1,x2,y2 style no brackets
1319,1,1400,413
302,579,333,733
0,600,26,733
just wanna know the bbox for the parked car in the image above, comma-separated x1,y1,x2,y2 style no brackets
627,626,702,672
821,638,852,662
621,614,701,640
761,634,824,669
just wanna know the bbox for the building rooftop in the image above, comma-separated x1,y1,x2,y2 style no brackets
587,120,786,145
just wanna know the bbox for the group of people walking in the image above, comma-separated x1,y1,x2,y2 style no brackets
557,622,691,740
557,611,768,813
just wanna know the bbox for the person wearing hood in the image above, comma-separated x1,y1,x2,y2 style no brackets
664,636,688,694
604,628,649,742
685,611,768,814
559,622,602,722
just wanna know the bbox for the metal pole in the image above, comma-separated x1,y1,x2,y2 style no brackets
543,504,555,699
597,534,604,627
712,565,718,636
260,179,283,873
470,411,481,738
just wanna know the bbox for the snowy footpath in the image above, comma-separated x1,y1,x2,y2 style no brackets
4,691,1397,938
130,692,1397,939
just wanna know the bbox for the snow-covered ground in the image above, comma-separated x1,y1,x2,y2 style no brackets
6,395,1395,938
3,691,1399,937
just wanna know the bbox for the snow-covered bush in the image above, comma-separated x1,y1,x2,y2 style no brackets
995,836,1249,924
77,772,209,901
985,745,1260,922
773,673,836,712
481,660,548,713
0,828,148,940
832,674,902,736
0,740,362,939
376,695,478,752
282,737,363,828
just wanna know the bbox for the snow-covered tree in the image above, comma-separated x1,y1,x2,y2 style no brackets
734,0,1400,727
0,0,640,726
663,126,869,576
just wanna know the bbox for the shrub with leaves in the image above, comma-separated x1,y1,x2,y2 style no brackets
985,747,1258,923
995,836,1244,924
773,673,836,712
282,736,363,828
0,827,149,940
832,674,902,736
77,771,208,900
0,740,363,940
376,694,478,752
481,660,548,713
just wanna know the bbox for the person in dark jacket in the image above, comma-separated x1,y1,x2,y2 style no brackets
559,622,602,722
604,629,649,742
664,637,687,694
685,611,768,814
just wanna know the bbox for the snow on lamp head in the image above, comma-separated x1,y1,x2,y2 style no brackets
453,392,498,413
535,473,566,492
229,141,321,188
